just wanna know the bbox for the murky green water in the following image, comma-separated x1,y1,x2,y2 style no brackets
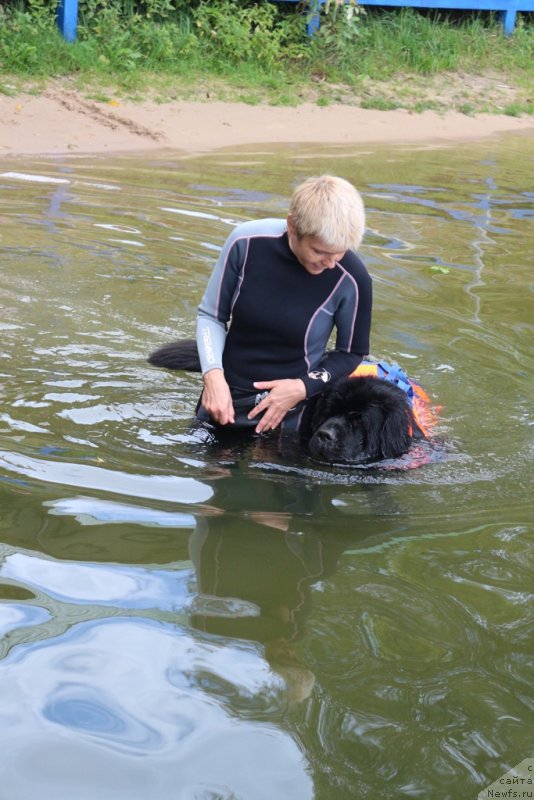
0,137,532,800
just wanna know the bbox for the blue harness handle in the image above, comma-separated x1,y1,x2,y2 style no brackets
376,361,415,406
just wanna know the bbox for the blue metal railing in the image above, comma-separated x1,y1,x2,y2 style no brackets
272,0,531,35
55,0,531,41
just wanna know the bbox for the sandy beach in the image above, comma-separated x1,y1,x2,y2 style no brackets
1,84,533,156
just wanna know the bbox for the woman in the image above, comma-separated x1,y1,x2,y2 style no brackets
196,175,372,434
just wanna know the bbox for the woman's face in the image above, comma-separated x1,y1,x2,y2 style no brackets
287,216,346,276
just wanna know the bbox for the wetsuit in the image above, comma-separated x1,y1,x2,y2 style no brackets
196,219,372,429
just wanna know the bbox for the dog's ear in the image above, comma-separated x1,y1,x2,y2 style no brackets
358,402,411,461
358,406,388,460
378,406,412,459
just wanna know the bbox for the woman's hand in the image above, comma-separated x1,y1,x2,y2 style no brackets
248,378,306,433
201,368,235,425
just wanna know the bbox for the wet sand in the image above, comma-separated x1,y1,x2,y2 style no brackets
1,86,533,156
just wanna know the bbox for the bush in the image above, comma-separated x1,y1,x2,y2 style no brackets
0,0,68,73
192,0,305,69
0,0,531,115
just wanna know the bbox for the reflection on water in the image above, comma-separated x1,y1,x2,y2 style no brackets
2,618,312,800
0,138,533,799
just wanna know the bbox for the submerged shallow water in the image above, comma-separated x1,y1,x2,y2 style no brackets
0,137,533,799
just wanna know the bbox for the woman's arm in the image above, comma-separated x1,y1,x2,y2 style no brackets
196,225,250,423
302,265,373,398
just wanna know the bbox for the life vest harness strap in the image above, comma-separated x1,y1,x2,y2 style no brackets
352,360,415,407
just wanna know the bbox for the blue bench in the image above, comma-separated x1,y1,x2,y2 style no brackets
273,0,532,35
56,0,531,40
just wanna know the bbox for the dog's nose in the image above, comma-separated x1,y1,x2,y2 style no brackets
314,426,336,444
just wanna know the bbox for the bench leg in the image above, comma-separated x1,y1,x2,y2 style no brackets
56,0,78,42
500,8,516,35
306,0,322,35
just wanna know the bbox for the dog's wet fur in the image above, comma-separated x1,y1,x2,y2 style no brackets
148,340,422,465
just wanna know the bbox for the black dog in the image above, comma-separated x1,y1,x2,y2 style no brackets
301,374,420,464
148,340,422,465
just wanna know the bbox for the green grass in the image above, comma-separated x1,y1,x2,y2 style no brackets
0,0,532,114
360,96,400,111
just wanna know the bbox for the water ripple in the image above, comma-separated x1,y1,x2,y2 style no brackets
0,450,213,503
0,602,50,637
0,617,313,799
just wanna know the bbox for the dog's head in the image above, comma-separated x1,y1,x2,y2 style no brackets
305,376,415,464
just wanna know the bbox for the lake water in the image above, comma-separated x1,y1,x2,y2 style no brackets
0,136,532,800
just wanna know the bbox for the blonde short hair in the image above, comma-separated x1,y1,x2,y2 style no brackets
289,175,365,251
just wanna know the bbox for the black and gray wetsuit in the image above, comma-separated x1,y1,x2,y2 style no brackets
196,219,372,430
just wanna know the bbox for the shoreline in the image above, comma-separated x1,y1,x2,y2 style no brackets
1,88,534,157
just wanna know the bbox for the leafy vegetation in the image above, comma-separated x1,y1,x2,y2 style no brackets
0,0,532,114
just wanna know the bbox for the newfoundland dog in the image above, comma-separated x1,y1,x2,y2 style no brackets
148,340,427,465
